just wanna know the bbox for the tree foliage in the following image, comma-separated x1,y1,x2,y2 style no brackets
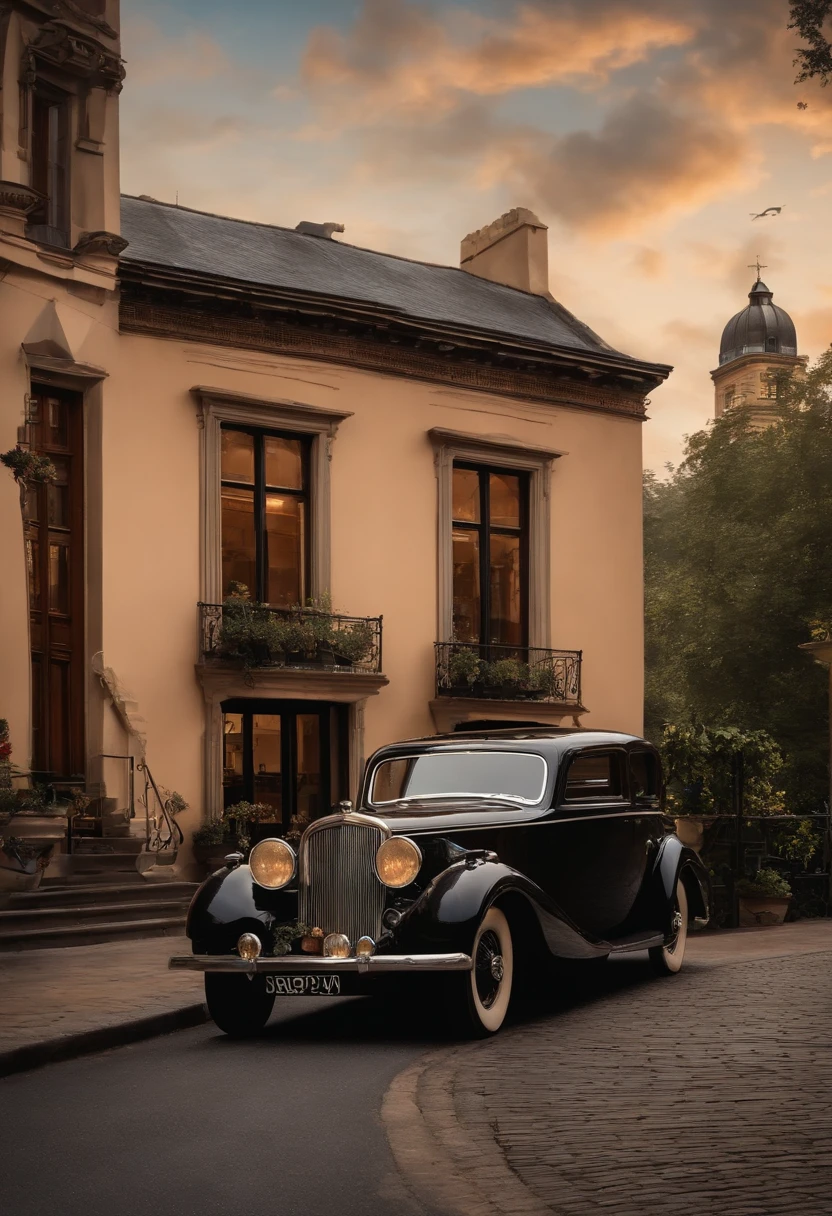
789,1,832,86
644,351,832,809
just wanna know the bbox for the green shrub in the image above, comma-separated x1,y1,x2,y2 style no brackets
736,868,792,899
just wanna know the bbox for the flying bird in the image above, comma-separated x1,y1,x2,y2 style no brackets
750,207,783,220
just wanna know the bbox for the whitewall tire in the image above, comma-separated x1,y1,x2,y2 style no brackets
649,878,689,976
448,905,514,1036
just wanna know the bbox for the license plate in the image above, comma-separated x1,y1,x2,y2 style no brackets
265,974,341,996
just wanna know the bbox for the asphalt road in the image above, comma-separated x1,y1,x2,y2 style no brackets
0,989,446,1216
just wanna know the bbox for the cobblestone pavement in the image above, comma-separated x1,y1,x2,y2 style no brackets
386,937,832,1216
0,935,202,1055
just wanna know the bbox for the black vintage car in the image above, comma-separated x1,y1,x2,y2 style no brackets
170,728,710,1036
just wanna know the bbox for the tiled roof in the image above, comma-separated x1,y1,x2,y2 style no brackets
120,195,629,362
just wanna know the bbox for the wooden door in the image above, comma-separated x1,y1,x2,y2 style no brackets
23,388,85,778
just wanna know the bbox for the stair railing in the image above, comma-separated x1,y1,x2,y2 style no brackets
136,760,184,856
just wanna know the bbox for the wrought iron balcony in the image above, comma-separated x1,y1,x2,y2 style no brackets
435,642,582,703
199,602,383,673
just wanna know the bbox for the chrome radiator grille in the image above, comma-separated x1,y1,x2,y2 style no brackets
298,819,387,944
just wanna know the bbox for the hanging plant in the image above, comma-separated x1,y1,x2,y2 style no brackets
0,446,57,485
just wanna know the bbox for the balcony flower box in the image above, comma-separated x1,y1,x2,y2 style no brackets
200,587,381,674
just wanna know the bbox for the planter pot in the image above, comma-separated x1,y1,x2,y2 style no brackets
249,822,282,846
0,809,69,892
675,818,705,853
738,895,791,928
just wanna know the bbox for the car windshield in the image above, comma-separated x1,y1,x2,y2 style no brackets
370,751,547,806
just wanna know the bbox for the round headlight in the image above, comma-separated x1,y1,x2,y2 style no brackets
249,838,296,890
376,836,422,888
355,936,376,957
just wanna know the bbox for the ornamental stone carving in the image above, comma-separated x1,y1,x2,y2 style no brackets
74,230,129,258
0,181,45,217
23,21,125,92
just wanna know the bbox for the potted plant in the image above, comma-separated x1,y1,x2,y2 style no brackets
217,585,283,667
193,801,277,872
447,647,483,692
736,868,792,927
481,658,541,700
191,821,234,872
0,718,72,892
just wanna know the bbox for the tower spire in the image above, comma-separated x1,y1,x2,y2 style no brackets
747,256,767,283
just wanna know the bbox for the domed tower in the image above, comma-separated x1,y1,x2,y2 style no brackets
711,271,802,426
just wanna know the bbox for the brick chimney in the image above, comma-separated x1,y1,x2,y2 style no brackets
460,208,549,295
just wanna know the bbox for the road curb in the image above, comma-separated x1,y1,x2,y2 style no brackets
383,1040,553,1216
0,1002,209,1079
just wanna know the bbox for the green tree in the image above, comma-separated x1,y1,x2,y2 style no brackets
789,1,832,87
645,351,832,809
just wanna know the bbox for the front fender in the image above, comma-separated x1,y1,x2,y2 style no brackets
653,836,710,931
396,859,607,960
187,864,298,954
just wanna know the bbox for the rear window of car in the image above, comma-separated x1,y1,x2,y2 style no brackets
630,751,660,801
562,751,623,801
370,751,548,806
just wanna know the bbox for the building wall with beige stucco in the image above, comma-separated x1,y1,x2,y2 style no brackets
92,333,646,853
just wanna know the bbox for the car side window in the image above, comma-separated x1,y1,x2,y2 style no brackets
630,751,659,804
561,751,623,802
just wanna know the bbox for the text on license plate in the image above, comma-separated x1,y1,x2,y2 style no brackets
266,975,341,996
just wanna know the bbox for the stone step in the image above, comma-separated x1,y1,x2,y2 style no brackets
6,881,197,910
41,870,146,887
60,852,143,875
72,837,145,856
0,896,191,932
0,916,187,951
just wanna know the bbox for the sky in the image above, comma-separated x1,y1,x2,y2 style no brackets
119,0,832,473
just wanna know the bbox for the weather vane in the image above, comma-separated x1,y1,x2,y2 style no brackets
748,257,767,282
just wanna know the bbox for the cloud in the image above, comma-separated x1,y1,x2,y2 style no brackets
630,247,666,279
300,0,694,124
506,92,751,235
293,0,832,234
123,18,235,84
125,109,255,150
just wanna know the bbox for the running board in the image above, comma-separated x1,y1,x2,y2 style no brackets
608,932,665,954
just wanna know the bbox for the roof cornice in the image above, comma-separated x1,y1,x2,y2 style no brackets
118,257,671,403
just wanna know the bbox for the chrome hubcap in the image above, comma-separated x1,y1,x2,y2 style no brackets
475,930,503,1008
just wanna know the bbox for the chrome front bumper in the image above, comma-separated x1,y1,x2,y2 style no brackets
169,952,472,975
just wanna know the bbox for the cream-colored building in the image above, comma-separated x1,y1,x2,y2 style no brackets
0,1,670,876
711,275,802,426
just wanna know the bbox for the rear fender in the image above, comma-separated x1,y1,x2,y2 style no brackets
653,836,710,932
186,864,298,953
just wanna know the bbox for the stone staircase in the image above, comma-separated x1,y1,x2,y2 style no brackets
0,799,197,951
0,880,197,950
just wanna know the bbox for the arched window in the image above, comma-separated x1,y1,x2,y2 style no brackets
766,336,777,352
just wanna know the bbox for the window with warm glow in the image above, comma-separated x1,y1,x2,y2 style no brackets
452,464,528,646
220,426,310,604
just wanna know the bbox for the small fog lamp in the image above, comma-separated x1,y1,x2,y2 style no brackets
323,933,351,958
355,936,376,957
237,932,262,961
249,838,296,890
376,836,422,888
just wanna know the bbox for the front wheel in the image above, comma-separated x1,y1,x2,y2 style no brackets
445,906,514,1037
648,878,689,976
204,972,275,1037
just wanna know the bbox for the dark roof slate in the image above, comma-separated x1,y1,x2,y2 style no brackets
120,195,630,362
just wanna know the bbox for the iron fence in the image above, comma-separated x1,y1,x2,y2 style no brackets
435,641,582,703
199,602,383,674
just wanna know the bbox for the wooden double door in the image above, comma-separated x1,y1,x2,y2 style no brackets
24,387,85,778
